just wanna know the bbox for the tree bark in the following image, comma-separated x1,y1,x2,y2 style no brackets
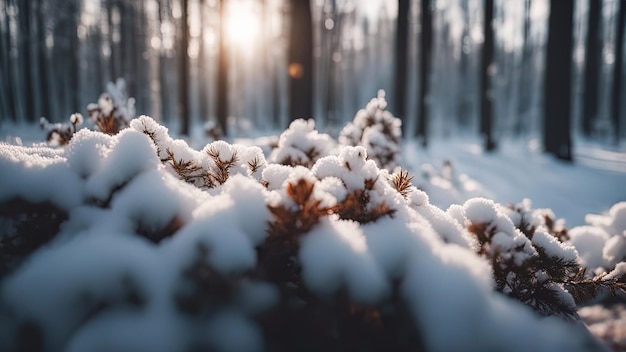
216,0,229,135
543,0,574,161
19,0,35,121
36,0,51,120
394,0,409,132
287,0,313,123
480,0,496,151
611,0,625,144
582,0,601,137
416,0,432,145
515,0,532,136
178,0,190,135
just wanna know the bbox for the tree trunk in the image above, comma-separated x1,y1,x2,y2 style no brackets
515,0,532,136
19,0,35,121
216,0,229,135
582,0,601,137
178,0,190,135
480,0,496,151
394,0,409,131
416,0,432,145
611,0,625,144
197,0,209,122
0,0,15,120
36,0,51,120
287,0,313,123
543,0,574,161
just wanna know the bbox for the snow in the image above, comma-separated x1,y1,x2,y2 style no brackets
270,119,335,167
403,139,626,227
299,217,389,303
568,226,610,269
85,129,159,202
532,230,579,262
0,116,623,351
586,202,626,236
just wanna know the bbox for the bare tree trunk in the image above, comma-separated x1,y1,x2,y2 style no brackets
287,0,313,123
543,0,574,161
0,0,15,120
19,0,35,121
157,0,170,122
612,0,626,143
178,0,190,135
480,0,496,151
582,0,601,137
36,0,51,120
394,0,409,131
416,0,432,145
197,0,209,122
216,0,229,135
515,0,532,136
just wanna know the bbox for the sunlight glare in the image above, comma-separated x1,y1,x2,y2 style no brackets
226,0,260,48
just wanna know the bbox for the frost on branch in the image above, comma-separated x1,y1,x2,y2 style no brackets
339,90,402,170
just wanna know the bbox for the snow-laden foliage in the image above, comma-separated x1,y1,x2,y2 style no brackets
86,78,135,135
339,90,401,170
130,116,266,188
0,117,618,352
38,78,135,147
39,113,83,146
270,118,335,168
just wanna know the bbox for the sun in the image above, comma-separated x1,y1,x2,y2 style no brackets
225,0,260,48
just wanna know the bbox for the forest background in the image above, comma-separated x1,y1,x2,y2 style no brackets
1,0,625,161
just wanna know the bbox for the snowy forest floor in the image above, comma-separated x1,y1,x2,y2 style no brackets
2,121,626,350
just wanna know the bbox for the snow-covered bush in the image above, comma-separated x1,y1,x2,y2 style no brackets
459,198,626,319
39,78,135,146
270,118,335,168
86,78,135,135
0,117,617,352
131,115,266,189
39,113,83,146
339,90,402,170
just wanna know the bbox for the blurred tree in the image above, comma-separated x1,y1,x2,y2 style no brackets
287,0,313,122
456,0,472,129
394,0,409,132
416,0,432,146
35,0,50,121
51,0,80,120
0,0,16,121
582,0,601,137
216,0,229,135
515,0,532,136
480,0,496,151
197,0,209,122
543,0,574,161
612,0,625,144
18,0,35,121
178,0,190,135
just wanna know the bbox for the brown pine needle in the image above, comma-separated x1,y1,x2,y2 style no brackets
391,169,413,199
